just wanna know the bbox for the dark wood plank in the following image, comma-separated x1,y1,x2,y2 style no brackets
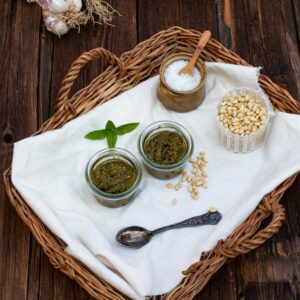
26,21,55,300
291,0,300,46
0,1,41,300
216,0,233,49
137,0,219,42
233,0,299,99
38,22,55,126
200,261,238,300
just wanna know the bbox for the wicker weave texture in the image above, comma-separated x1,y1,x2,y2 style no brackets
3,27,300,300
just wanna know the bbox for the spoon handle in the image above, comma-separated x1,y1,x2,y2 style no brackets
152,210,222,235
186,30,211,69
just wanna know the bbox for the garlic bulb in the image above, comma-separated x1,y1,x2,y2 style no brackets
27,0,118,36
42,9,70,36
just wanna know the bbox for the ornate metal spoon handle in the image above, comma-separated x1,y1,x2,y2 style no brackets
152,210,222,235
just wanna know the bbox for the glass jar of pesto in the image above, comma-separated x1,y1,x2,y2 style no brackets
86,148,142,208
138,121,194,179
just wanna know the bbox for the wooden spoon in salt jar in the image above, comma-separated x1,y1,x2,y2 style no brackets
178,30,211,76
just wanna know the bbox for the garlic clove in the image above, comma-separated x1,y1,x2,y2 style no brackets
50,19,70,36
48,0,70,13
47,0,82,12
36,0,51,10
42,9,70,36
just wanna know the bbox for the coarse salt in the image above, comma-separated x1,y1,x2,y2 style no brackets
164,60,201,92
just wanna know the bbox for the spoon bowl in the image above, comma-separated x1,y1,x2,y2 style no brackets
116,226,152,248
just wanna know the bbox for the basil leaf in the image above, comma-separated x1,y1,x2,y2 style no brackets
85,129,107,140
106,120,116,131
106,130,117,148
116,123,139,135
85,120,139,148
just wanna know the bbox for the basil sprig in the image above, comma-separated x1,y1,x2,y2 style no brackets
85,120,139,148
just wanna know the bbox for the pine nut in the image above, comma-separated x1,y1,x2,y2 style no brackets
166,183,174,189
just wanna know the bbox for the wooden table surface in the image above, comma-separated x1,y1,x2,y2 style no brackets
1,0,299,299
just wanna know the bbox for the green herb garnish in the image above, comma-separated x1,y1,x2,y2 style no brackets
85,120,139,148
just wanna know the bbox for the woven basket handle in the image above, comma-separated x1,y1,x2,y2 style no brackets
216,200,285,258
56,48,124,115
183,199,285,276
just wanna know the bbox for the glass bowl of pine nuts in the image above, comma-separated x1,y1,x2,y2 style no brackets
217,88,274,153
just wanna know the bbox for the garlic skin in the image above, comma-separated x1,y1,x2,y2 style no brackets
48,0,69,12
48,0,82,13
42,9,70,36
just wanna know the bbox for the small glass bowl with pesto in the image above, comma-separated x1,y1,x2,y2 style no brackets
138,121,194,179
85,148,142,208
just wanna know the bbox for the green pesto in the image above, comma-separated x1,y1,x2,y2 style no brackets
144,130,188,165
90,158,137,194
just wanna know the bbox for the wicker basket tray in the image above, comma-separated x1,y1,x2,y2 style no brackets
3,26,300,299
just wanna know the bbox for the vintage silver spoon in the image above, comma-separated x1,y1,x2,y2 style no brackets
116,209,222,248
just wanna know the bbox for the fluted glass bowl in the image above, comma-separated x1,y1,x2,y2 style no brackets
217,88,274,153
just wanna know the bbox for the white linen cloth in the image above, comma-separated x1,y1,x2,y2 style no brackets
12,63,300,299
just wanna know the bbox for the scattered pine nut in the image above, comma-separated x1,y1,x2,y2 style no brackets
208,207,217,212
192,191,199,200
202,157,208,163
166,150,209,202
185,151,209,200
166,183,174,189
181,172,188,182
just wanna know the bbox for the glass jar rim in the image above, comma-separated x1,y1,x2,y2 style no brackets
85,148,142,200
138,120,194,170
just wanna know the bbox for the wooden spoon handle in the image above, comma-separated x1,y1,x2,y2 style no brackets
187,30,211,69
197,30,211,51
